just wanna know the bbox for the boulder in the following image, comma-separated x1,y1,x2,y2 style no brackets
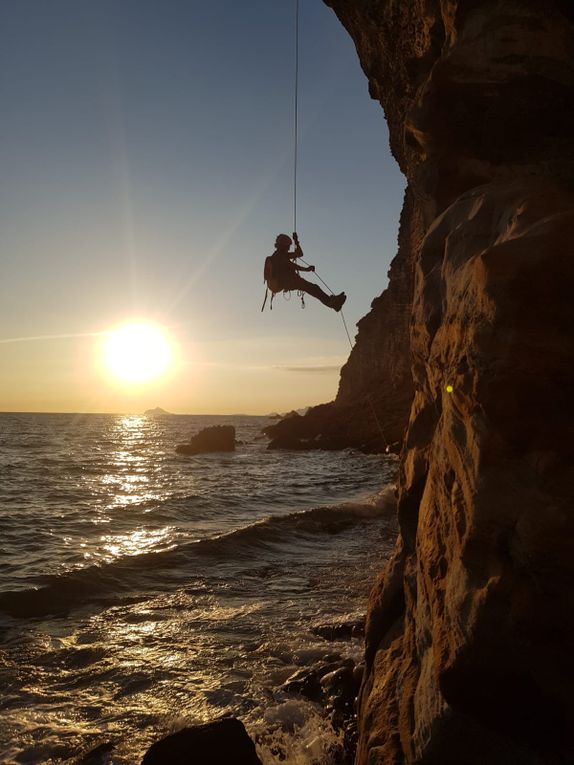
176,425,235,455
141,718,262,765
74,742,114,765
281,658,355,702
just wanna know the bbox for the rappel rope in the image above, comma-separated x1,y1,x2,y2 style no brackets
293,0,299,235
287,0,389,454
291,2,353,349
366,394,390,452
261,0,300,315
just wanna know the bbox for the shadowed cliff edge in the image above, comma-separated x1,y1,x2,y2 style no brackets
320,1,574,763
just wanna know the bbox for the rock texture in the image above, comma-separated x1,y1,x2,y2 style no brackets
322,1,574,763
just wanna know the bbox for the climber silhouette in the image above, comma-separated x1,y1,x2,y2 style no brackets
263,233,346,311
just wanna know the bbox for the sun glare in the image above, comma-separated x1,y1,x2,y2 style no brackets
100,322,175,385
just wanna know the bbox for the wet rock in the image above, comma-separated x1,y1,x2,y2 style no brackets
321,666,355,696
141,717,262,765
175,425,235,455
312,616,365,641
281,666,326,702
321,666,357,719
281,656,359,764
281,658,355,701
352,662,364,690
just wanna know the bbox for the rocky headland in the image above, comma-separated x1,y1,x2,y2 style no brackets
315,1,574,763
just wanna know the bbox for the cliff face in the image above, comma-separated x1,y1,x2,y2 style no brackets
323,1,574,763
334,187,417,450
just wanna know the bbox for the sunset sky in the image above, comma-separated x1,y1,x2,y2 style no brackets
0,0,404,415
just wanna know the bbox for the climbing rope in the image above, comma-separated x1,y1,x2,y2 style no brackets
299,256,354,348
289,1,389,454
291,2,355,339
366,394,390,451
293,0,300,234
340,311,354,350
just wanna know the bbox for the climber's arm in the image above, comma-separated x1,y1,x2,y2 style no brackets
290,231,314,270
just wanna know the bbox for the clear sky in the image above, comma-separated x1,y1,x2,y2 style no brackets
0,0,404,415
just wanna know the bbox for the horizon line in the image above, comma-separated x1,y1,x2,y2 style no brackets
0,409,309,417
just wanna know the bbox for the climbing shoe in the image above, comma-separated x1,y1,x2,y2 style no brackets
330,292,347,312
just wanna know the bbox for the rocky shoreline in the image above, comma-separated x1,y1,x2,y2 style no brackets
73,617,368,765
262,406,401,454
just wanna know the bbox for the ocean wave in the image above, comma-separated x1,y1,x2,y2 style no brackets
0,492,396,620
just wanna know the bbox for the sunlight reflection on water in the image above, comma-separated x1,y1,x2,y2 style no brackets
101,416,169,512
74,416,184,561
100,526,177,560
0,412,397,765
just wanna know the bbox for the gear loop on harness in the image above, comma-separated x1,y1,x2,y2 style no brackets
261,288,269,312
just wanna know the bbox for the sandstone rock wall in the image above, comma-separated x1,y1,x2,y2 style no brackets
324,1,574,763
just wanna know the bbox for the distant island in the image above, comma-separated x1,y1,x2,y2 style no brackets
144,407,172,417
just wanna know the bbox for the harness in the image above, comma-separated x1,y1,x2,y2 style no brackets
261,251,304,311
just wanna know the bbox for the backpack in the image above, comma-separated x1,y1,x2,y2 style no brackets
261,252,288,310
263,253,284,293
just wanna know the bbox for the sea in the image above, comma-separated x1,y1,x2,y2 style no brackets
0,412,398,764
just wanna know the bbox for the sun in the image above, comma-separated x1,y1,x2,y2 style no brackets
100,322,175,385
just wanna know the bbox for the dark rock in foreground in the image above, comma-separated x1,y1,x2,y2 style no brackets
176,425,235,455
141,718,262,765
74,742,114,764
